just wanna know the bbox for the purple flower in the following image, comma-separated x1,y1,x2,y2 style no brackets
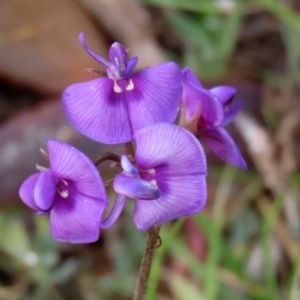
101,123,207,231
62,33,183,144
19,139,108,243
180,67,246,169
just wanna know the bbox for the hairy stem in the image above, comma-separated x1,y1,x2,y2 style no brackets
133,226,161,300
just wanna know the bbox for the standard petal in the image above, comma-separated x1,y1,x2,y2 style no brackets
19,173,40,211
62,77,133,143
113,173,160,200
101,194,127,229
34,170,57,211
48,139,108,204
209,86,236,105
221,101,242,126
201,128,247,169
181,67,204,119
133,174,207,230
50,190,107,243
127,62,182,131
79,33,111,68
135,123,207,176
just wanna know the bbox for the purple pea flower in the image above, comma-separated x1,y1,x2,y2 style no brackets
62,33,183,144
19,139,108,243
101,123,207,231
180,67,246,169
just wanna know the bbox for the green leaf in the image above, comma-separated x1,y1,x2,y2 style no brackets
140,0,221,14
0,211,30,261
170,274,205,300
254,0,300,33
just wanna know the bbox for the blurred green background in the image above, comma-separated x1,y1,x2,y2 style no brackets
1,0,300,299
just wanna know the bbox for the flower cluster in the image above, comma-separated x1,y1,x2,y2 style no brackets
19,34,245,243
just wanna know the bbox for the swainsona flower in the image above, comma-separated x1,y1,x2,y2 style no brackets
62,33,183,144
19,139,108,243
180,67,246,169
101,123,207,231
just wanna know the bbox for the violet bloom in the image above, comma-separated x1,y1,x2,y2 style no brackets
101,123,207,231
180,67,246,169
62,33,183,144
19,139,108,243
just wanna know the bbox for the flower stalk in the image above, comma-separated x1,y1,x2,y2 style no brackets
93,152,120,166
125,142,135,162
133,226,161,300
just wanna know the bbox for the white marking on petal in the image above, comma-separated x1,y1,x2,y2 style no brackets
60,180,69,186
113,81,122,93
147,168,155,175
126,78,134,91
58,189,69,198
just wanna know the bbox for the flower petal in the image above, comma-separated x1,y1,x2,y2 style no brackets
198,90,224,127
133,123,207,230
101,194,127,229
125,57,138,78
201,128,247,169
34,170,56,211
181,67,224,127
127,62,182,131
79,33,111,68
133,174,207,230
182,67,203,88
209,86,236,105
181,67,204,119
135,123,207,176
62,77,133,143
121,154,139,175
113,173,160,200
221,101,242,126
47,139,108,202
109,42,128,78
19,173,40,211
50,190,106,243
